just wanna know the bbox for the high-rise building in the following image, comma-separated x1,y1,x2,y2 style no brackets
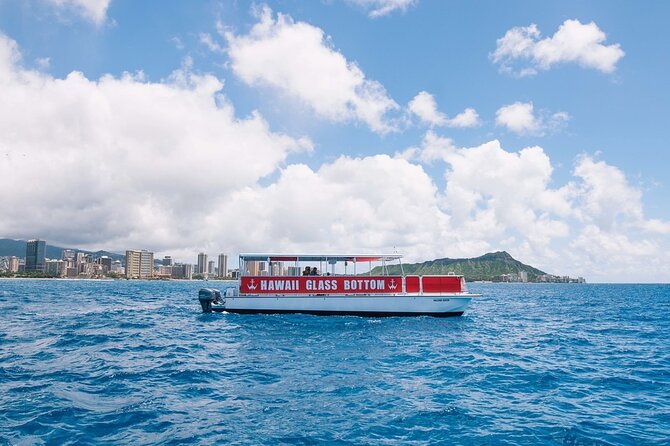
111,260,124,274
25,239,47,272
245,260,259,276
9,256,19,272
62,249,75,262
519,271,528,283
46,259,66,277
125,251,140,278
217,254,228,278
270,262,283,276
125,250,154,279
97,256,112,274
197,253,208,275
140,251,154,278
162,256,173,266
208,260,215,275
157,265,172,278
172,263,193,279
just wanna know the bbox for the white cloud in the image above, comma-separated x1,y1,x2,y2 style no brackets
565,156,670,281
1,32,667,282
441,140,573,249
224,6,399,134
412,135,670,281
569,225,664,282
35,57,51,70
400,134,576,259
495,101,569,135
348,0,418,18
447,107,480,128
408,91,480,128
496,101,539,134
397,130,456,164
572,155,645,229
491,19,625,76
221,155,453,259
199,33,224,53
0,32,311,252
642,219,670,235
408,91,447,126
46,0,111,25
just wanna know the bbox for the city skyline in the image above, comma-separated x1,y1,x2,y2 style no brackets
0,238,236,279
1,1,669,282
1,236,585,282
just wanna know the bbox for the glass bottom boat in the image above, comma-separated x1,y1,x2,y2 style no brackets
198,253,479,317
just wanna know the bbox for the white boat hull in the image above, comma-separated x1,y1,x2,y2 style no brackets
211,293,476,317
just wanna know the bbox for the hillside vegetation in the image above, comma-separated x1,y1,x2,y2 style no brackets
371,251,546,281
0,238,124,262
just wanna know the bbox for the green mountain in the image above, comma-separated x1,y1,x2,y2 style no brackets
371,251,547,281
0,238,124,262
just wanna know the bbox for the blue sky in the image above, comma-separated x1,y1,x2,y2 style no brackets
1,0,669,281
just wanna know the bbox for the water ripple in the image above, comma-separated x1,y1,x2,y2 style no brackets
0,280,669,444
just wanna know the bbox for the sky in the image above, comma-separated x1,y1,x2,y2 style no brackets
1,0,669,282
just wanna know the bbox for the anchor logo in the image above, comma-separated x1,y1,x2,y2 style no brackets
247,278,257,291
389,279,398,290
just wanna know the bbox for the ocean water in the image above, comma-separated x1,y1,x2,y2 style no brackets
1,280,669,445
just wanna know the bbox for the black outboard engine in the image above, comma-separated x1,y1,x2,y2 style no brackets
199,288,221,313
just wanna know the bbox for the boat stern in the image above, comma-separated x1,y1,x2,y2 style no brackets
198,288,221,313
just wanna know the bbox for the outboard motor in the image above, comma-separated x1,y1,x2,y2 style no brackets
199,288,221,313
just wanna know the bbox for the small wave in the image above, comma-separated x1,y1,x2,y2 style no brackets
1,281,669,444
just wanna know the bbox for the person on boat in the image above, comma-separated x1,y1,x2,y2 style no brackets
302,266,311,276
310,267,319,276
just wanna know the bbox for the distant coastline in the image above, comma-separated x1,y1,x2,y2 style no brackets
1,238,585,283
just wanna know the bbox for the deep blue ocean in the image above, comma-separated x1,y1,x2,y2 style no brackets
1,280,669,445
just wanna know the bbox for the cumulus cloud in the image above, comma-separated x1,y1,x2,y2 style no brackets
440,140,573,251
396,130,456,164
496,101,569,135
491,19,625,76
221,155,453,259
408,91,446,126
496,102,539,134
403,132,670,280
572,155,649,230
408,91,480,128
448,108,480,128
565,156,670,281
569,225,664,282
46,0,111,25
347,0,418,18
224,6,399,134
0,32,311,252
1,32,667,282
399,134,574,256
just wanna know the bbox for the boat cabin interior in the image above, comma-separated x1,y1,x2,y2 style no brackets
237,254,466,294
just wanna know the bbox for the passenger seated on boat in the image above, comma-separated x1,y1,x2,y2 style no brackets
310,267,319,276
302,266,311,276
